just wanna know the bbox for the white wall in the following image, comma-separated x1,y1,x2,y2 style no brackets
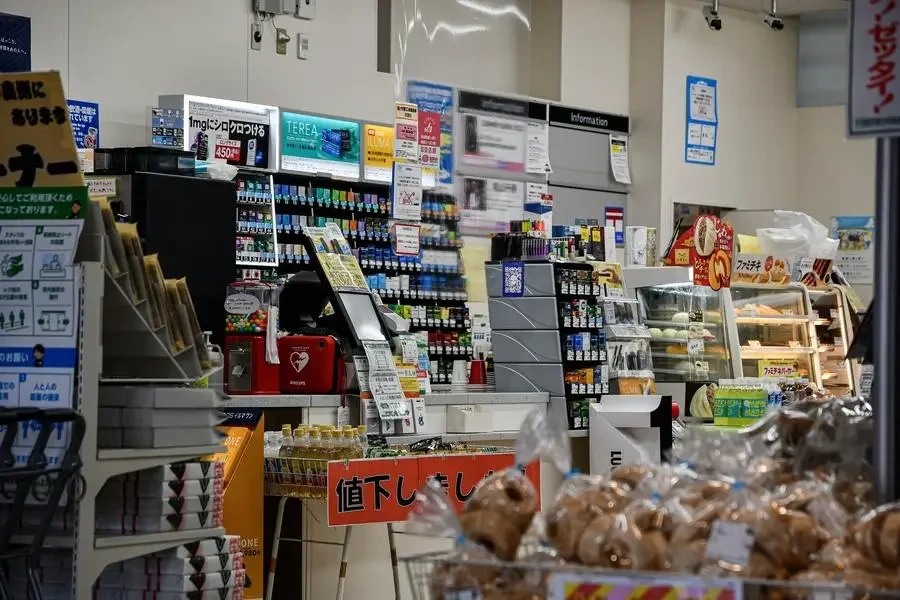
6,0,531,147
797,105,875,229
660,2,801,237
560,0,631,115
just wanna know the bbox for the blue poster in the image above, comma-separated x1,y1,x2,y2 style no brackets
0,13,30,73
66,100,100,149
406,80,454,184
684,75,718,166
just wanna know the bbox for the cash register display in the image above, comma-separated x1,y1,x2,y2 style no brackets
340,293,386,342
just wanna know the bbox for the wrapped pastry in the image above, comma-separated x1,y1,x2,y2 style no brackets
408,480,501,594
849,503,900,570
463,409,569,539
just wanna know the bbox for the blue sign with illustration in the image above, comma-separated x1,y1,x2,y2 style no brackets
502,261,525,297
66,99,100,149
0,13,30,73
684,75,718,166
407,81,455,184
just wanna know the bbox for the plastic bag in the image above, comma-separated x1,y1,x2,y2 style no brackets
773,210,840,260
460,409,570,559
204,162,238,181
407,480,503,593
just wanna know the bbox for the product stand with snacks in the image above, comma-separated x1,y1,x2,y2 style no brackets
807,286,860,396
62,204,237,600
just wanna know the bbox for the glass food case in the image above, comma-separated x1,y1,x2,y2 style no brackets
807,285,858,395
729,283,822,388
636,283,734,383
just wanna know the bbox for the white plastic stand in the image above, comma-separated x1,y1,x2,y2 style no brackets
60,206,226,598
588,395,665,476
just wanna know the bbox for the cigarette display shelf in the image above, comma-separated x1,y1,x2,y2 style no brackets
25,211,228,599
234,171,279,275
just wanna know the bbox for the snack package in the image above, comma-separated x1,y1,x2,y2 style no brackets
115,222,150,303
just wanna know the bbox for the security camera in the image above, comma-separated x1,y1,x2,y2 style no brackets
764,0,783,31
702,3,722,31
764,13,784,30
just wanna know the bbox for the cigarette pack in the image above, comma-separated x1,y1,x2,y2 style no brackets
95,510,222,535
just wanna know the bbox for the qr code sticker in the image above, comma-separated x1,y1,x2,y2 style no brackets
502,262,525,297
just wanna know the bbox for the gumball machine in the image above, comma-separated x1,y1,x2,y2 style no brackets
224,281,280,394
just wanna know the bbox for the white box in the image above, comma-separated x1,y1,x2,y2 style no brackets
446,405,493,433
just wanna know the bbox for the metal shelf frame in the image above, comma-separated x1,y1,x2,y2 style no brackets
60,212,227,598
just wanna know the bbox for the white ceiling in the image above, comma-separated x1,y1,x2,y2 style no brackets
713,0,847,15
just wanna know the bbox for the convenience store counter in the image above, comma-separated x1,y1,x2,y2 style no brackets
223,391,559,600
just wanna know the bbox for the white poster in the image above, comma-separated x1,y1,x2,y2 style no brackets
462,114,526,172
391,163,423,221
185,99,275,170
460,177,524,234
393,102,419,162
526,122,552,174
831,216,875,284
0,221,83,470
394,223,421,256
609,134,632,184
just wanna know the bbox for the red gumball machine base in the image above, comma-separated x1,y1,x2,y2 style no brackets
224,334,280,395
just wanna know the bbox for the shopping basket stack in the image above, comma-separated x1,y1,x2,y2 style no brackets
0,407,86,600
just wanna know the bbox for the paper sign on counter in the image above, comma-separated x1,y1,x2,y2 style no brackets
363,340,410,420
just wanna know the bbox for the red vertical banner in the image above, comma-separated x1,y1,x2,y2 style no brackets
418,111,441,169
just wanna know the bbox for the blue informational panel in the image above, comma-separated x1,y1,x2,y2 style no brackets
406,81,455,184
684,75,718,166
0,13,30,73
66,99,100,149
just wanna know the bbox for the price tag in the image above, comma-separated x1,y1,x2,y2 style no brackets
687,338,705,355
705,520,754,568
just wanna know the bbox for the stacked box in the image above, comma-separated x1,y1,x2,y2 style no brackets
97,388,225,449
98,535,245,600
96,462,224,534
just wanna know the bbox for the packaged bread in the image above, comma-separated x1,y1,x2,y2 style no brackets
115,222,149,303
408,480,503,595
849,503,900,571
461,409,569,554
